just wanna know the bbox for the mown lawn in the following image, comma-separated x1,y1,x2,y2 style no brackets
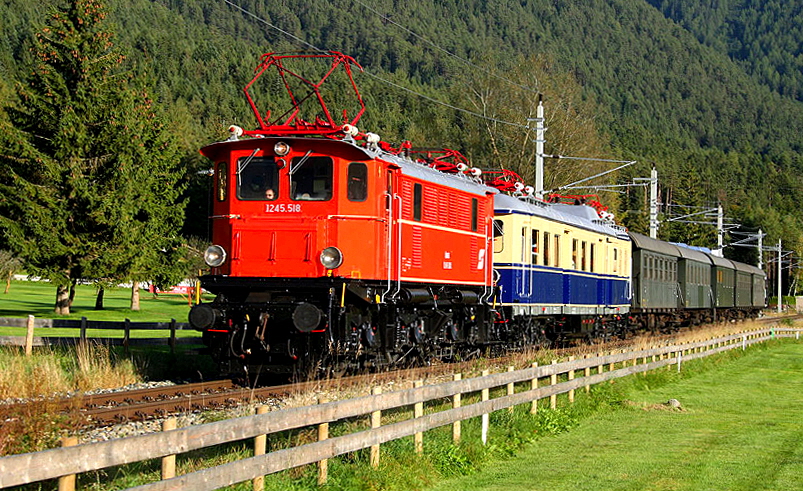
0,280,198,337
426,341,803,491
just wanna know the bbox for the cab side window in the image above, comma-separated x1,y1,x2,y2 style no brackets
347,163,368,202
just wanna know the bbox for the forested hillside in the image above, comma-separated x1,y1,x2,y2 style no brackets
647,0,803,102
2,0,802,273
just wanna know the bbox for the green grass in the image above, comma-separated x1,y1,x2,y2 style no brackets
0,280,199,336
426,341,803,491
49,340,800,491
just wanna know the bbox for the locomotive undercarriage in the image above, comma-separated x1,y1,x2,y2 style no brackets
190,276,505,378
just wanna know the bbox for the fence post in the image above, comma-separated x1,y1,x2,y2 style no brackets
414,380,424,453
453,373,462,444
370,387,382,467
79,317,88,343
677,352,682,373
584,355,591,393
57,436,78,491
253,406,269,491
123,319,131,354
317,398,329,485
608,351,615,372
567,356,575,403
597,353,603,376
507,366,515,412
530,362,538,414
550,360,558,410
481,369,490,445
169,318,177,354
25,314,35,356
161,418,177,480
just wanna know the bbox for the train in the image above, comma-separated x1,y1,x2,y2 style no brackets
187,52,766,376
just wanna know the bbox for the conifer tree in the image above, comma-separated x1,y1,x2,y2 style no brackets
0,0,186,314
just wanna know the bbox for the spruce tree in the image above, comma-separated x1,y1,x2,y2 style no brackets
0,0,186,314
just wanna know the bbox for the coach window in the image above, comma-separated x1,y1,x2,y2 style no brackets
236,157,279,201
217,162,227,201
521,228,528,263
347,163,368,201
493,220,504,253
543,232,550,266
290,156,332,201
531,229,539,264
413,183,423,221
553,235,561,267
572,239,578,269
590,243,596,272
581,241,587,271
613,248,618,273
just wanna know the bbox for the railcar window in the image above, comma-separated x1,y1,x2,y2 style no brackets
581,241,587,271
590,243,595,273
493,220,504,253
347,163,368,201
572,239,578,269
217,162,227,202
521,228,528,263
413,183,422,221
543,232,550,266
471,198,478,232
290,156,332,201
613,248,618,273
553,235,560,267
236,157,279,201
531,230,539,264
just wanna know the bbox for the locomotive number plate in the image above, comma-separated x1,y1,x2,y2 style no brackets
265,203,302,213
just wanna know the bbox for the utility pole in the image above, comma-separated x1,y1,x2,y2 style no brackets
649,165,658,239
531,96,546,199
758,228,763,270
777,239,783,314
715,203,724,257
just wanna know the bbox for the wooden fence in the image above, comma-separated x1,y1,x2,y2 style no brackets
0,316,199,352
0,327,799,490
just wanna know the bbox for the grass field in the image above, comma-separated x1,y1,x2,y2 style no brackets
425,341,803,491
0,280,198,336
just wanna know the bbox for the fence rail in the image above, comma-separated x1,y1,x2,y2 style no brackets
0,327,799,490
0,316,199,351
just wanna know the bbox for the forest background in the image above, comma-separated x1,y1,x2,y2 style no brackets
2,0,802,295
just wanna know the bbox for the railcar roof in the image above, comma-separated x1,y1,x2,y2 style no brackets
629,232,681,256
494,193,630,239
706,253,734,269
673,244,711,263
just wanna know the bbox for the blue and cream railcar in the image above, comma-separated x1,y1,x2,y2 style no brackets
492,194,631,341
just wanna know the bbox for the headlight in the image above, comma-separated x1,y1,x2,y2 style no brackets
204,245,227,267
274,141,291,156
320,246,343,269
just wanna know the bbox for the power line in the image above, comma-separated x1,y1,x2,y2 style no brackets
347,0,540,95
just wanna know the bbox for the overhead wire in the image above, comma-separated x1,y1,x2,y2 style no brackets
221,0,530,130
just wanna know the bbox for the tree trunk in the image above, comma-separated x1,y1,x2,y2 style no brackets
4,272,10,294
68,279,76,307
55,285,70,315
95,287,105,310
131,282,140,311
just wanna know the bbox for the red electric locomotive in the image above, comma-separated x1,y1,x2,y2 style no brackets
189,53,497,375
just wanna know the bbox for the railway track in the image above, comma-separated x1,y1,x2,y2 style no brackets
3,314,799,428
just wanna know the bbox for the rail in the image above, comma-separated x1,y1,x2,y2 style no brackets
0,326,800,490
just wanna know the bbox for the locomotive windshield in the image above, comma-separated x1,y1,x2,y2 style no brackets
236,157,280,200
290,156,333,201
